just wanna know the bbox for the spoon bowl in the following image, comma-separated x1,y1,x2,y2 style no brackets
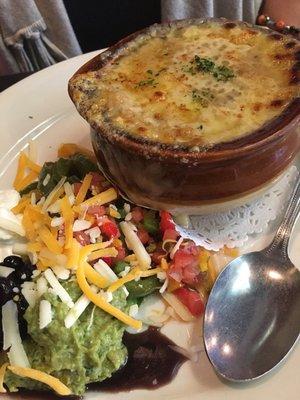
203,251,300,381
204,176,300,382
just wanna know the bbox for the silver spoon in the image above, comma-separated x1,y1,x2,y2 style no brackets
203,176,300,382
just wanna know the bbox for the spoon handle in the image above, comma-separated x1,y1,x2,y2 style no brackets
265,175,300,259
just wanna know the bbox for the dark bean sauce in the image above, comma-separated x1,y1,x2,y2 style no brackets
5,328,187,399
90,327,187,392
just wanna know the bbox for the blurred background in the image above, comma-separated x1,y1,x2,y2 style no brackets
63,0,161,53
0,0,299,79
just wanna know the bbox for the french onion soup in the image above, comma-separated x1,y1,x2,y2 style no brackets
69,19,299,211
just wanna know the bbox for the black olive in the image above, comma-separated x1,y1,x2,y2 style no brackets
17,294,28,316
0,277,14,306
2,255,24,269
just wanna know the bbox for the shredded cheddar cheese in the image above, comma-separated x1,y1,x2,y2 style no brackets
66,238,81,268
107,267,141,293
12,197,30,214
75,173,93,205
15,170,38,192
0,363,8,393
80,188,117,208
88,247,118,262
79,240,113,263
140,267,162,277
7,366,72,396
23,153,42,174
76,262,142,330
84,262,107,288
39,226,62,254
13,152,27,189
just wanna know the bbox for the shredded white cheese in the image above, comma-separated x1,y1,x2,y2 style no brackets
21,282,38,307
44,269,74,308
30,192,36,206
2,300,30,367
64,286,98,329
120,221,151,269
36,276,48,297
39,300,52,329
170,237,184,260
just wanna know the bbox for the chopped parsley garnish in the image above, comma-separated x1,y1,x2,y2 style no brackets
135,68,167,88
135,78,156,88
192,88,214,107
185,55,235,82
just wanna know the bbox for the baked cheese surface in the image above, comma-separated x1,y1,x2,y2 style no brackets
71,21,299,147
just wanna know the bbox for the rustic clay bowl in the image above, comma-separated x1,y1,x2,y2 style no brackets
69,19,300,213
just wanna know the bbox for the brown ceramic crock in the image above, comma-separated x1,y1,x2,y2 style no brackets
69,19,300,212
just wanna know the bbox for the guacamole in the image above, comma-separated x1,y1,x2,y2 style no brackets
4,281,128,395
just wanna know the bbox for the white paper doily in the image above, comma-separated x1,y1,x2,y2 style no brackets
175,166,299,251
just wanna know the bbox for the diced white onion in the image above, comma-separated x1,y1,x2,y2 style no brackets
44,269,74,308
52,265,70,280
73,219,92,232
124,203,131,213
0,266,14,278
31,270,41,278
120,221,151,269
39,300,52,329
2,300,30,367
125,212,132,221
85,226,101,243
51,216,64,227
100,290,113,303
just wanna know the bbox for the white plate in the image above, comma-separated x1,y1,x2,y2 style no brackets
0,52,299,400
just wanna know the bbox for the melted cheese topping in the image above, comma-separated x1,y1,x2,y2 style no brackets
71,21,299,147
